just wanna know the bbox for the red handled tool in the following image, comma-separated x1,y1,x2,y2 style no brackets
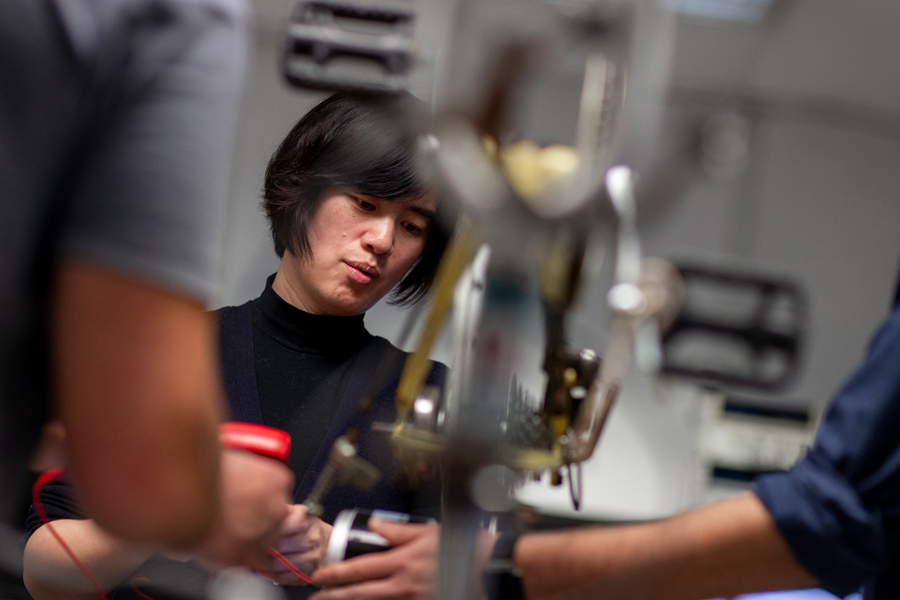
219,423,314,585
219,422,291,465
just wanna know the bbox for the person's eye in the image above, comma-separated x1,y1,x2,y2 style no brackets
356,197,377,211
403,222,425,235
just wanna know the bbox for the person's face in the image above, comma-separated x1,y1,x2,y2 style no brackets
280,189,436,316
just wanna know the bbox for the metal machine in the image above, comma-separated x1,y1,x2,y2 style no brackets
283,1,806,598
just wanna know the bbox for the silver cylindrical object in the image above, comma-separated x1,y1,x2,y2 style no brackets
325,509,433,565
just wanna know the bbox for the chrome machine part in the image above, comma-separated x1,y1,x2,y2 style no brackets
564,168,686,467
277,2,794,599
417,2,675,596
283,0,417,94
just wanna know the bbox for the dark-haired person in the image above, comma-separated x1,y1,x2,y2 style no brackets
215,92,450,588
226,91,447,518
24,92,451,600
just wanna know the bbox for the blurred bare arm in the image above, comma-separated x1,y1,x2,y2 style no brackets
23,519,153,600
307,495,813,600
22,449,292,600
53,260,224,547
514,494,817,600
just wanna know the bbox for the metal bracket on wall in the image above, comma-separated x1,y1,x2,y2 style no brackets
283,0,416,94
662,265,806,391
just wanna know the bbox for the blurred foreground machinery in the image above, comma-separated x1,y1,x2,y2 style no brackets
283,1,806,599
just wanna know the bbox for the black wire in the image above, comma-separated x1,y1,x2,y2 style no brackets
567,462,582,511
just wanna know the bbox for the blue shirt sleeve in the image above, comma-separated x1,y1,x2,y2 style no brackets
756,305,900,596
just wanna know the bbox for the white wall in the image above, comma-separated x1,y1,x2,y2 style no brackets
214,32,321,308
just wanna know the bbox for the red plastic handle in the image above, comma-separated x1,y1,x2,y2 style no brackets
219,422,291,465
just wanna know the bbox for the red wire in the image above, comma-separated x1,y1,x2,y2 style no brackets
268,548,315,585
32,468,110,600
130,576,155,600
33,468,313,595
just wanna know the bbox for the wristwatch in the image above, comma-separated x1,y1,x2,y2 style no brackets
482,531,524,600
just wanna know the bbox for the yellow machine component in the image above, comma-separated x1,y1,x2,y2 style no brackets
392,428,565,472
538,238,576,306
498,141,579,201
482,135,499,161
548,414,570,439
393,221,479,433
502,446,564,472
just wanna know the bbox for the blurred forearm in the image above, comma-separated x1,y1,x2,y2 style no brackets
514,494,818,600
52,260,224,547
23,519,153,599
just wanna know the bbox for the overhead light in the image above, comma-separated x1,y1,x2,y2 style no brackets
669,0,778,24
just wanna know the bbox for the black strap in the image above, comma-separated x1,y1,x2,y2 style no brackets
216,302,264,424
293,337,395,503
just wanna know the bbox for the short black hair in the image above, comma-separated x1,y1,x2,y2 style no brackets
263,92,450,305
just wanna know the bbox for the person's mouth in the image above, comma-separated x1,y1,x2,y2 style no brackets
345,261,379,284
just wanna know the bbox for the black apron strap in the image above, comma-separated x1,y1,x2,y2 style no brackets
293,337,398,502
217,302,264,425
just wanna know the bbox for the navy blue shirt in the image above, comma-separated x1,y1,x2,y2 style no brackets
756,303,900,598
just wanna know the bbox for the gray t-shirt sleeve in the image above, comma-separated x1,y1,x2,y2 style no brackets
56,0,251,302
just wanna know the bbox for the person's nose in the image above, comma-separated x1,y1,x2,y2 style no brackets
363,217,394,255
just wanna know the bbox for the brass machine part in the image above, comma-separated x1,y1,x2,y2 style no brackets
544,348,603,464
537,228,594,472
392,427,565,472
568,378,619,464
393,222,479,433
303,435,381,518
498,141,580,202
548,414,570,439
538,230,586,308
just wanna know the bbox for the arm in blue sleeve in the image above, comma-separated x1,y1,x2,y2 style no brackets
756,305,900,596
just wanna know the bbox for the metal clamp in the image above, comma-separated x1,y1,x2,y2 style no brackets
283,0,416,94
303,435,381,518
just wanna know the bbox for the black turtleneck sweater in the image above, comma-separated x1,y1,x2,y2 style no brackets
251,278,372,483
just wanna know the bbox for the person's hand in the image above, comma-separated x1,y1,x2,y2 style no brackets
311,518,439,600
192,448,294,569
256,503,332,585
